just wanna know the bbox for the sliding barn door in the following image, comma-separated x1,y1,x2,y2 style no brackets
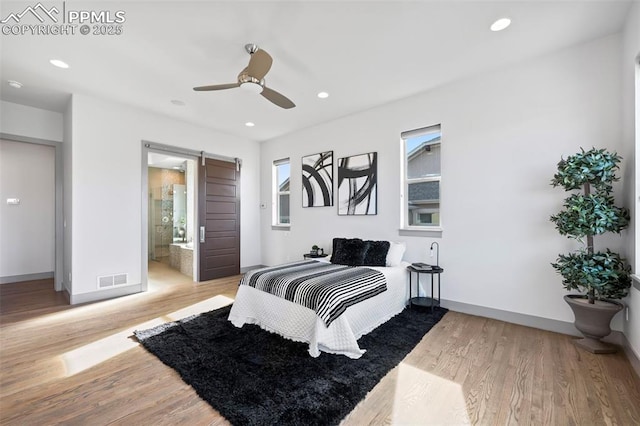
198,157,240,281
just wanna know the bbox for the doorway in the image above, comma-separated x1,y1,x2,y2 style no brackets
147,153,197,281
0,136,63,292
141,142,242,290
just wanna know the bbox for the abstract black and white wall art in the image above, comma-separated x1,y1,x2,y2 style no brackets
302,151,333,207
337,152,377,215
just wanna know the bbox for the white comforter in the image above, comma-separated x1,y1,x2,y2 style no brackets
228,260,410,359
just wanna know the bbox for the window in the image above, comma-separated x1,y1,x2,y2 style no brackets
273,158,290,226
401,124,442,229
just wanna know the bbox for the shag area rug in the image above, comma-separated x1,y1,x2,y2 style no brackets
134,304,447,426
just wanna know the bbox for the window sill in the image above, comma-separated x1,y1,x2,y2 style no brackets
398,227,442,238
272,225,291,231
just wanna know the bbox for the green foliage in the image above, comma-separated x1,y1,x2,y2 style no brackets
551,147,622,192
552,250,631,301
550,193,629,238
550,147,631,302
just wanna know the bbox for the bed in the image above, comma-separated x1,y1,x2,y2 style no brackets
228,239,410,359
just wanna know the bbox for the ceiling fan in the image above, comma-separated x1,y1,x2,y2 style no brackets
193,43,296,109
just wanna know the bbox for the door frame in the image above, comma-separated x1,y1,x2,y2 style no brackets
141,142,200,290
0,133,64,292
140,140,242,290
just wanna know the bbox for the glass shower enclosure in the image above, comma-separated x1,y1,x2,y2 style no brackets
148,168,187,263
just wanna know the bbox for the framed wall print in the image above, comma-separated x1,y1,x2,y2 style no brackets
337,152,377,215
302,151,333,207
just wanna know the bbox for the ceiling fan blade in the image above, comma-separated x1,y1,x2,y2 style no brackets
261,86,296,109
193,83,240,91
246,49,273,80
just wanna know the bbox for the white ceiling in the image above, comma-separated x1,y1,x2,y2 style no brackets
0,1,632,142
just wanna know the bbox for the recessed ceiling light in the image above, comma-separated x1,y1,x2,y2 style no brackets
7,80,22,89
245,122,255,127
490,18,511,32
171,100,186,106
49,59,69,69
317,92,329,99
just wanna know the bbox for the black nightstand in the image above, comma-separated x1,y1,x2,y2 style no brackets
407,265,443,310
304,253,328,259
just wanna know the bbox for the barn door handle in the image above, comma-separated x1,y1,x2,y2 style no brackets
200,226,205,243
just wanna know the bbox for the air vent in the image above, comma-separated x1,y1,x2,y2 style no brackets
113,273,127,285
97,273,129,289
98,275,114,288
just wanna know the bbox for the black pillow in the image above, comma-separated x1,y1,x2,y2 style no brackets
332,238,346,258
331,238,370,266
363,240,390,266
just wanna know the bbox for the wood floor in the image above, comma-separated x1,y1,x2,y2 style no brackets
1,263,639,425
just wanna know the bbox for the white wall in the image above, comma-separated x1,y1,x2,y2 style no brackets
0,101,63,142
261,34,625,328
69,94,261,297
0,140,55,279
63,98,73,294
621,2,640,361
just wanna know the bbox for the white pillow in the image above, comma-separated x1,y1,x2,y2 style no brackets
386,241,406,266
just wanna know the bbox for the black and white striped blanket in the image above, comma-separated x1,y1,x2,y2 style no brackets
240,260,387,326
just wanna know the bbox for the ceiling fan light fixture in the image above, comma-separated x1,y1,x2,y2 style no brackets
317,92,329,99
240,81,264,94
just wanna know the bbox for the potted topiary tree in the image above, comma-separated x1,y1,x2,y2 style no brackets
550,147,631,354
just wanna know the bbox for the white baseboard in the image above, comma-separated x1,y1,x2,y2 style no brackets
441,299,581,336
621,333,640,379
441,299,639,378
68,266,261,305
0,271,54,284
70,283,142,305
